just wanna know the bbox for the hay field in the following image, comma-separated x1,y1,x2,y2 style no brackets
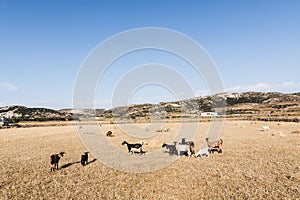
1,121,299,199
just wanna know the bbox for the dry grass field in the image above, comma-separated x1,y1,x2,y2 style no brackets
1,120,300,199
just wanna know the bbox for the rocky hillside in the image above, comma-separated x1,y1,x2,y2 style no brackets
0,92,299,122
102,92,300,120
0,106,73,122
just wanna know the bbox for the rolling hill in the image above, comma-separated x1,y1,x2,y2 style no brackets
0,92,299,123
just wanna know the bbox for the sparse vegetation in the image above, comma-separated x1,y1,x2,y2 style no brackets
0,121,299,199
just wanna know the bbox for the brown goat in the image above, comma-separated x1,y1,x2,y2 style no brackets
206,138,223,153
50,152,65,172
106,131,114,137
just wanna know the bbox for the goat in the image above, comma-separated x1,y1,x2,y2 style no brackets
106,131,114,137
122,141,144,154
195,146,210,158
185,142,195,157
81,152,89,166
50,152,65,172
262,126,270,131
162,143,177,155
206,138,223,153
176,141,195,157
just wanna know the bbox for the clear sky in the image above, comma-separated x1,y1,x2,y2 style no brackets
0,0,299,109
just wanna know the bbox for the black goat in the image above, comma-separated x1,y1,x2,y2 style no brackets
122,141,144,154
81,152,89,166
162,143,177,155
50,152,65,172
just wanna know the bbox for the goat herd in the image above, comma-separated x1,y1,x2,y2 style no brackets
50,130,223,172
122,137,223,157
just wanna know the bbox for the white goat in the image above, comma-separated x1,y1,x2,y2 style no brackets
195,146,209,158
262,126,270,131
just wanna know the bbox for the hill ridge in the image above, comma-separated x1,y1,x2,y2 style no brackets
0,91,299,122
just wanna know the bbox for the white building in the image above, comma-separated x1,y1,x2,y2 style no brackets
200,112,218,117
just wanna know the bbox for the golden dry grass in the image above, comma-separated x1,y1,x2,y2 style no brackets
1,121,300,199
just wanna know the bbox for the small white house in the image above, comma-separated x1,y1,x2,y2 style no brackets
200,112,218,117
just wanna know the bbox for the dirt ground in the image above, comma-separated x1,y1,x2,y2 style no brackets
0,120,299,199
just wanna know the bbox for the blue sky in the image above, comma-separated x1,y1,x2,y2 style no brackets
0,0,299,109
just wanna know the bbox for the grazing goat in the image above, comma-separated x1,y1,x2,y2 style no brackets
50,152,65,172
195,146,209,158
206,138,223,153
262,126,270,131
81,152,89,166
164,128,170,132
122,141,144,154
106,131,114,137
162,143,177,155
177,141,195,157
169,139,195,157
